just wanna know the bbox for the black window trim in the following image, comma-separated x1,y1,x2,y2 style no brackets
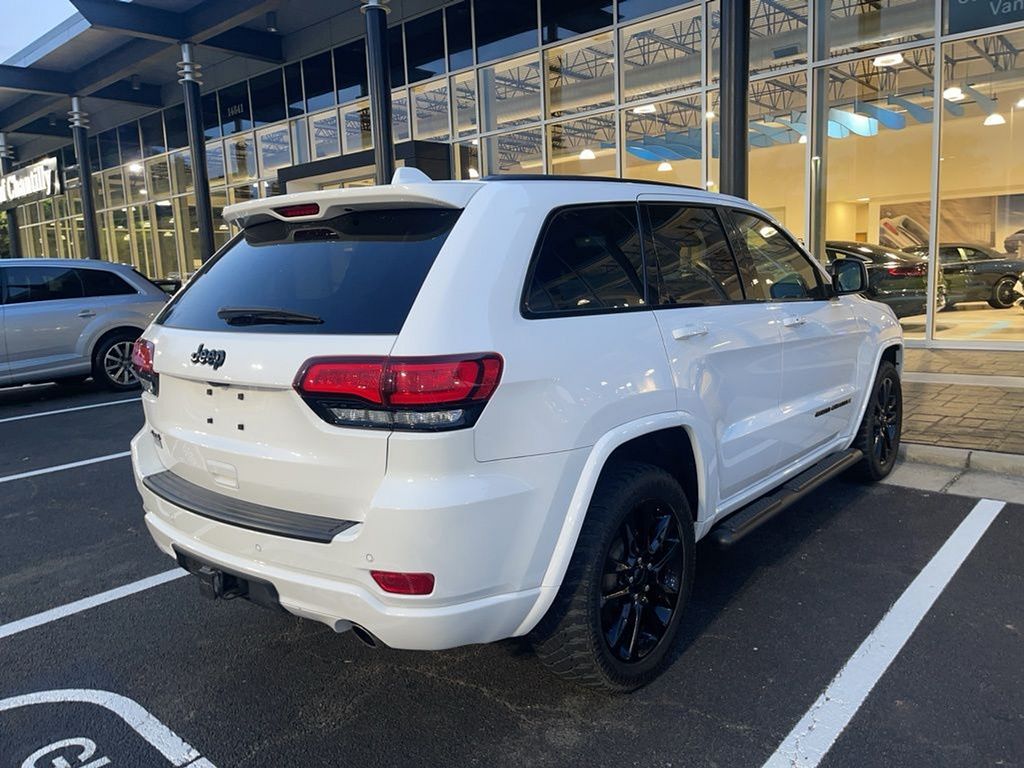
75,265,144,297
639,201,750,309
519,201,652,320
721,206,834,303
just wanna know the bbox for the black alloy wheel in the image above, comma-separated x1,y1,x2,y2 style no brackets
530,462,695,691
989,276,1017,309
854,360,902,481
600,499,685,664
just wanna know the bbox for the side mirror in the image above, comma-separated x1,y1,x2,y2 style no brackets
830,258,869,295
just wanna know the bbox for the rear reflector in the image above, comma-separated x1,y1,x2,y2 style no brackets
371,571,435,595
274,203,320,218
295,353,503,431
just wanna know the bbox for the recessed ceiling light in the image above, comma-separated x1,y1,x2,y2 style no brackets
798,134,808,144
657,161,672,172
984,112,1006,126
872,52,904,68
467,167,480,178
705,110,716,120
578,148,597,160
632,104,657,115
943,86,965,102
705,180,715,188
857,197,871,202
1016,97,1024,109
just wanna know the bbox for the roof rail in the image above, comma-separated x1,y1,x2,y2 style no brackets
481,174,702,191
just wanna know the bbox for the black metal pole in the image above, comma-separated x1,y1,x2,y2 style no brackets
719,0,750,199
363,0,395,185
0,134,22,258
179,42,216,262
69,97,101,260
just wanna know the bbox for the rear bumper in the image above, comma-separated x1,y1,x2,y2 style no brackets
131,428,581,650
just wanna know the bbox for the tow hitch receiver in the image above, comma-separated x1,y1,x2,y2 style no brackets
195,565,247,601
174,548,284,611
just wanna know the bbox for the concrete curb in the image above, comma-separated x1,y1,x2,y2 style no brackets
900,442,1024,477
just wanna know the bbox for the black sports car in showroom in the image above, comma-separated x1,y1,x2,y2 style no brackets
825,241,945,318
905,243,1024,309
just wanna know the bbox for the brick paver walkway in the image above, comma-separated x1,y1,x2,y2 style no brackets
902,381,1024,454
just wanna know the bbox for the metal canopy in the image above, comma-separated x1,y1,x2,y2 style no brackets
0,0,287,153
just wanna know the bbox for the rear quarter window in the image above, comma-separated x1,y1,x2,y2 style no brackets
157,207,460,335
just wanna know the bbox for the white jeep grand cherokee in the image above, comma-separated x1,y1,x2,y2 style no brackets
131,169,902,690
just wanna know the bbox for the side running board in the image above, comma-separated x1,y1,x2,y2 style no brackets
709,447,863,547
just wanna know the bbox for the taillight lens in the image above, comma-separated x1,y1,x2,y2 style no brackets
295,353,503,431
371,570,435,595
131,339,159,395
887,264,926,277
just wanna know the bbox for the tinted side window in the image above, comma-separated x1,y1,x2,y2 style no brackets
731,212,824,301
524,205,645,316
643,204,743,306
939,247,962,265
78,268,137,297
4,267,84,304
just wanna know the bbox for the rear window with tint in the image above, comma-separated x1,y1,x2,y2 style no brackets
157,208,460,334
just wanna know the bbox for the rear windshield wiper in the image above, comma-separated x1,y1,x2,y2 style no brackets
217,307,324,326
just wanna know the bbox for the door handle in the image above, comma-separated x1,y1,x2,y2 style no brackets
782,315,806,328
77,310,96,318
672,324,709,340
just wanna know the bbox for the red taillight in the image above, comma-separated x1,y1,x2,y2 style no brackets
387,356,502,406
275,203,320,218
295,354,503,431
371,571,435,595
131,339,159,395
298,359,385,404
887,264,926,277
131,338,154,374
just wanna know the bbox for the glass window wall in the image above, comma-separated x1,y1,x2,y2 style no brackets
545,32,615,118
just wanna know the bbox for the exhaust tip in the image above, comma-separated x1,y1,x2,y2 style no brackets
351,624,380,649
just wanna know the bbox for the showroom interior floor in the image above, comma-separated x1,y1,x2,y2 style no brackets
902,349,1024,455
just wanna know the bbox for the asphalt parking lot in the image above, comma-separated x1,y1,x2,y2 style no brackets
1,384,1022,767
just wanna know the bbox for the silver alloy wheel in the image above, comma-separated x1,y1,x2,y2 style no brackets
103,340,137,386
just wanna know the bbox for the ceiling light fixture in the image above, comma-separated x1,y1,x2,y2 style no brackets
872,52,904,68
632,104,657,115
798,134,808,144
943,85,965,102
265,11,278,33
128,162,143,173
657,161,672,172
131,74,141,91
705,110,716,120
578,148,596,160
467,167,480,178
1016,97,1024,109
983,112,1006,126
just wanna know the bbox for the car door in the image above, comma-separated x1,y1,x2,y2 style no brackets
2,264,91,378
638,196,784,503
725,209,866,466
957,247,997,299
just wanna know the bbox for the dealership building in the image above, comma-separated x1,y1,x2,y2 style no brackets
1,0,1022,348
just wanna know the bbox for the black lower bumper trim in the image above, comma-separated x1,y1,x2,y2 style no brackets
144,469,357,543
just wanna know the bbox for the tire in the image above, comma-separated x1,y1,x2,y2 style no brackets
92,331,141,391
853,361,902,481
530,462,696,692
988,276,1017,309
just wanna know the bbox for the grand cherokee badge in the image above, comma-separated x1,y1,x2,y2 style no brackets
191,343,226,370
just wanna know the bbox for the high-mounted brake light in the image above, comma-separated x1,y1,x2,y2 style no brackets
275,203,320,218
295,354,503,431
131,338,159,395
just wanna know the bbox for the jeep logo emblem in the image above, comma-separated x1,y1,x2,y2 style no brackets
191,343,226,370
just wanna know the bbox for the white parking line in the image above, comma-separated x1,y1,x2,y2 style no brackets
0,451,132,484
0,569,186,640
0,397,140,425
762,497,1006,768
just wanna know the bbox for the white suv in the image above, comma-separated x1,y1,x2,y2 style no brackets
131,170,902,690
